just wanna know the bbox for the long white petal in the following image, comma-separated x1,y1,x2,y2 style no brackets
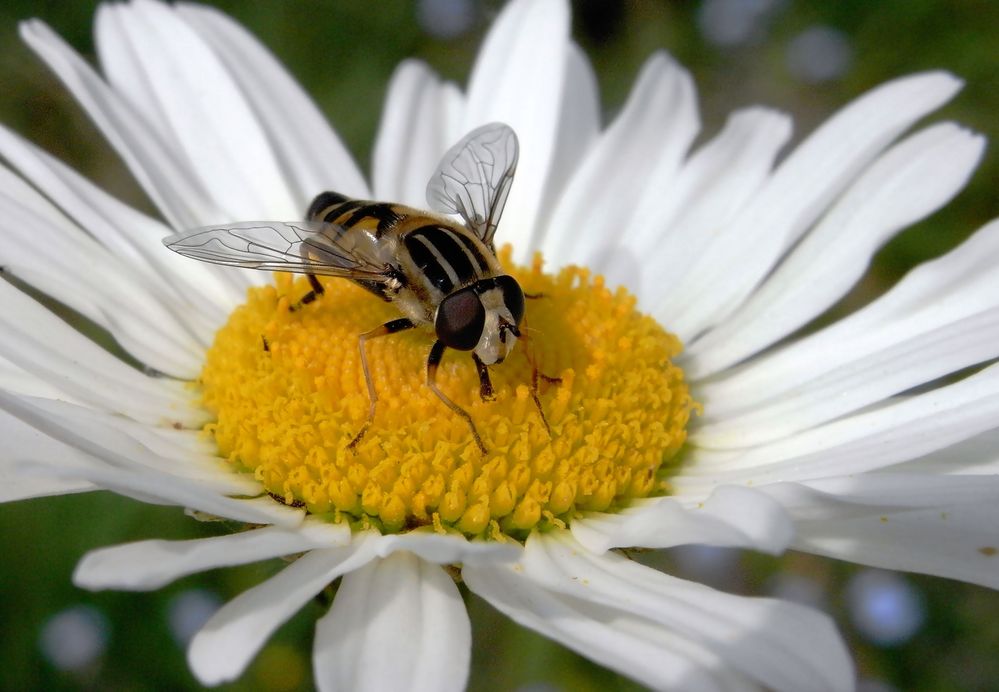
899,428,999,475
665,71,963,341
463,0,570,259
0,282,196,422
0,391,300,525
372,60,460,206
1,394,242,486
314,552,470,692
0,408,94,501
641,107,792,314
542,52,698,275
531,42,600,240
94,0,297,220
0,126,239,326
764,481,999,588
20,19,219,231
467,558,766,691
687,122,985,376
521,532,854,692
0,184,205,377
188,539,379,685
693,218,999,445
75,521,350,591
676,362,999,494
571,485,793,555
175,2,370,203
0,354,74,401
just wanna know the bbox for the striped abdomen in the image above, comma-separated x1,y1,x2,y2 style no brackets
307,191,404,236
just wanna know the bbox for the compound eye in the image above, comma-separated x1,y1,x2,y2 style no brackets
436,289,485,351
495,275,525,325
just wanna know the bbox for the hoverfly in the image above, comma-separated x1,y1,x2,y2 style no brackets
164,123,537,454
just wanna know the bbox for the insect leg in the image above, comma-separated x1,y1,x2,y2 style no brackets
347,317,416,451
518,310,560,437
290,274,326,312
471,353,495,401
530,364,559,437
427,340,488,454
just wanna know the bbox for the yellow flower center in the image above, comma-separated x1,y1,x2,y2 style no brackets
200,251,693,539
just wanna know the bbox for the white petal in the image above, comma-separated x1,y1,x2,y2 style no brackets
372,60,459,206
74,521,350,591
0,408,94,501
463,0,570,260
0,126,239,326
467,556,777,691
640,107,792,314
0,282,197,422
0,178,205,377
692,218,999,446
94,0,297,220
571,485,793,555
175,2,370,203
687,122,985,377
371,530,520,565
664,71,963,341
532,42,600,237
541,52,698,279
314,552,470,692
0,391,297,526
23,401,237,487
900,428,999,475
20,19,219,230
188,539,378,685
767,481,999,588
515,532,854,692
676,362,999,494
0,354,74,401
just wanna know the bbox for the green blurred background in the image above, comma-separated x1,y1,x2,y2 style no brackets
0,1,997,690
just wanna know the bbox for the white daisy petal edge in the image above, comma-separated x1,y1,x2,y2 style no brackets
0,408,94,501
465,532,853,691
74,521,351,591
174,2,370,203
571,484,794,555
315,551,471,692
462,0,570,258
189,537,381,685
664,70,963,341
93,0,299,221
372,59,463,207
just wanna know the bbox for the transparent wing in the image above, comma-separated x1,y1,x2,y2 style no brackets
426,122,519,246
162,220,390,280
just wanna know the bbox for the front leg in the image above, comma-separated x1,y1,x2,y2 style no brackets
347,317,416,451
471,353,495,402
290,273,325,312
427,341,487,454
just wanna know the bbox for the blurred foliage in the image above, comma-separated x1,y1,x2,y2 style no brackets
0,0,997,690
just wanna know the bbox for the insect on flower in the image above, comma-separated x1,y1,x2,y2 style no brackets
164,123,544,453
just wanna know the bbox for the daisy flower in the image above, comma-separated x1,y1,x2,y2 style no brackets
2,0,997,690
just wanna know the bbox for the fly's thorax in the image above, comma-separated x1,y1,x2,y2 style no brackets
398,219,502,306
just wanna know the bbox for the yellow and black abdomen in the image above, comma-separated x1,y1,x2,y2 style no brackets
307,192,405,237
